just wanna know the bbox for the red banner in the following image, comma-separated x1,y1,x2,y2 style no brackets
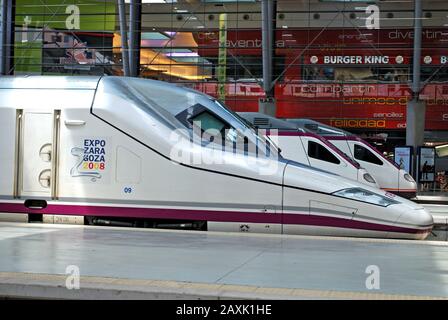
194,28,448,60
193,82,448,130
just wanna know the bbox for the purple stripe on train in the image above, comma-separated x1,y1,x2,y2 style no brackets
0,202,431,235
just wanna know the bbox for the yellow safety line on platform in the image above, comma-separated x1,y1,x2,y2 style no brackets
0,272,446,300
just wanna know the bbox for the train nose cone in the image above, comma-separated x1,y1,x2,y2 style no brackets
395,208,434,240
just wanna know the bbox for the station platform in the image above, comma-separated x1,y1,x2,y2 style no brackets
420,204,448,241
415,195,448,205
0,222,448,299
423,204,448,223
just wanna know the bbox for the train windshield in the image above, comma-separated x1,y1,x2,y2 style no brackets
117,77,277,158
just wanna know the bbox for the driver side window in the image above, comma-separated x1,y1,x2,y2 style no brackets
190,110,239,144
175,103,265,156
308,141,340,164
354,144,383,166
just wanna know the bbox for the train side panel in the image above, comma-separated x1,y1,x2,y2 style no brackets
274,136,310,165
56,107,285,233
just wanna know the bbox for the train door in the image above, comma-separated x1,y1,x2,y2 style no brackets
0,108,16,197
16,110,60,200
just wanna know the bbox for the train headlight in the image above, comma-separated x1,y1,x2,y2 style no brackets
333,188,399,207
404,173,415,183
363,173,376,184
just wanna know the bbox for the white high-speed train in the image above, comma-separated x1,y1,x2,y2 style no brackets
0,76,432,239
287,118,418,199
238,112,379,189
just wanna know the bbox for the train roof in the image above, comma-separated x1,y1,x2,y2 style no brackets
286,118,352,136
237,112,304,131
0,75,102,90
